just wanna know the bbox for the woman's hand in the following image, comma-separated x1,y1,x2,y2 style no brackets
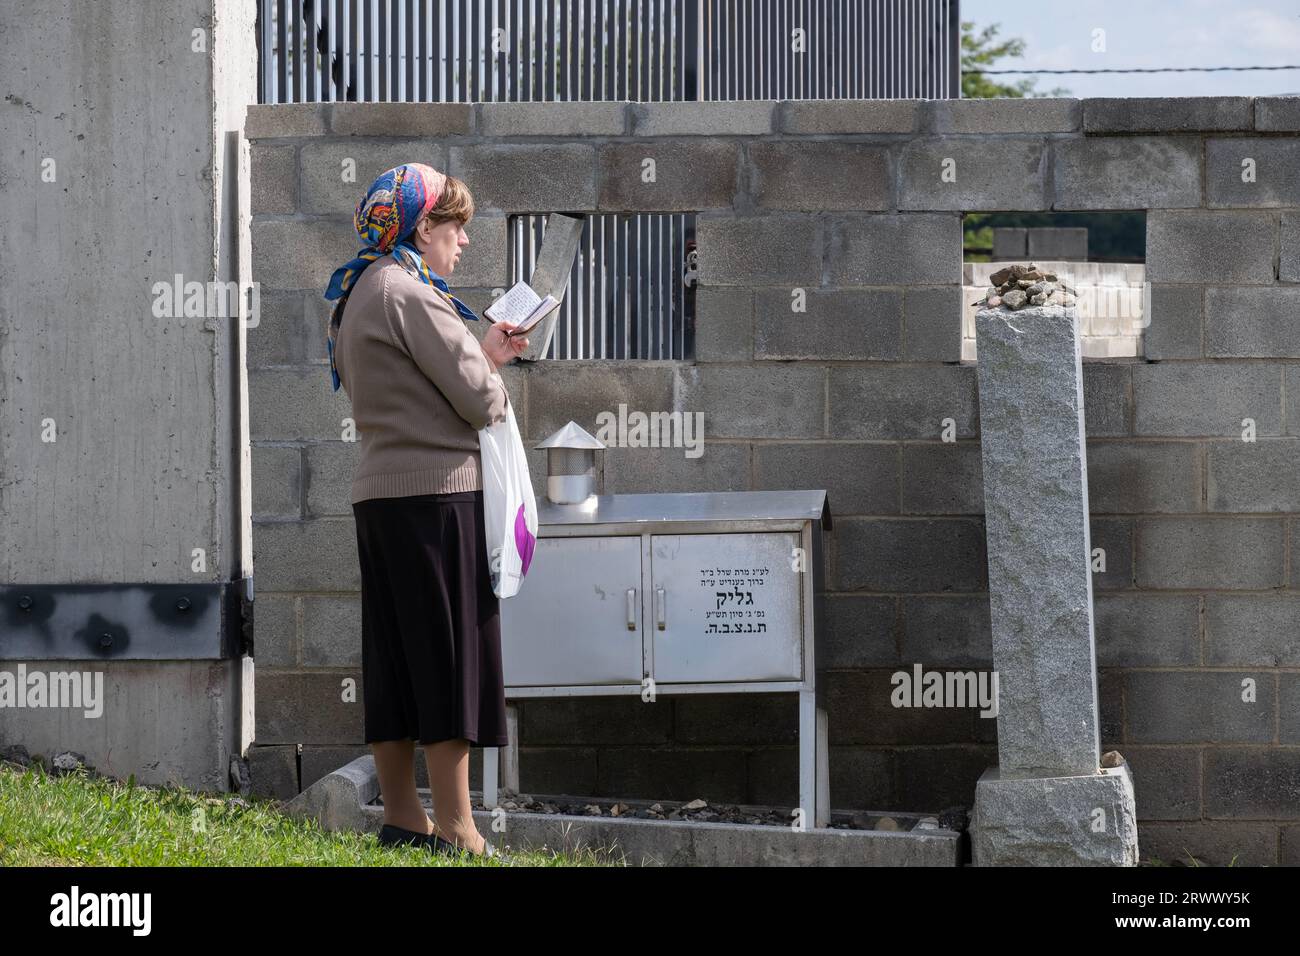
481,321,530,370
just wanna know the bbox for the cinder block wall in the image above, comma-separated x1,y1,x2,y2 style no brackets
245,95,1300,864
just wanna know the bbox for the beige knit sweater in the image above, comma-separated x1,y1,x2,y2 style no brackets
333,255,509,503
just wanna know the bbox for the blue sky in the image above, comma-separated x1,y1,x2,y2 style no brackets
963,0,1300,97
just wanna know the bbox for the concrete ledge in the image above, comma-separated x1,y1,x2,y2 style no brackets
1083,96,1253,133
292,756,962,866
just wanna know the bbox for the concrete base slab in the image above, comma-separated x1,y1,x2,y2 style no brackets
287,755,962,866
0,658,251,791
971,764,1139,866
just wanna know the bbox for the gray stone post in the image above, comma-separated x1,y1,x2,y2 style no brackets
970,304,1138,866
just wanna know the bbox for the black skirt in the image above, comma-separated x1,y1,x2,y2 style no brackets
352,489,510,748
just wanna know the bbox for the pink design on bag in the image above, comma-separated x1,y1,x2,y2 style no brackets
514,503,536,575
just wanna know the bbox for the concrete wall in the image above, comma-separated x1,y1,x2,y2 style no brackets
0,0,256,788
245,95,1300,863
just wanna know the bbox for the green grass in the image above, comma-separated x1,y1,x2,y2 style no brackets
0,762,608,867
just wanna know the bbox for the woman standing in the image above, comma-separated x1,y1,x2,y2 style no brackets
324,163,528,862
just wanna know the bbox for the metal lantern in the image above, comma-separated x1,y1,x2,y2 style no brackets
535,421,606,504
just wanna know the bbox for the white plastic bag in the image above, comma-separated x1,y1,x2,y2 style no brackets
478,394,538,599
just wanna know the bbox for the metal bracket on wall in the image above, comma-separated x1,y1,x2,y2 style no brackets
0,578,253,661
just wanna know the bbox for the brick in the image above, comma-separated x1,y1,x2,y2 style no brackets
245,103,328,139
603,441,749,494
1207,438,1300,511
254,669,364,744
675,694,797,745
597,747,749,803
1283,213,1300,283
929,97,1079,133
833,518,987,592
903,286,963,362
598,140,739,211
1141,285,1203,360
1126,671,1274,744
779,98,921,134
1207,138,1300,207
677,365,824,438
250,218,358,291
1083,96,1252,132
630,100,773,136
1256,96,1300,131
1098,669,1124,741
827,214,962,286
301,596,361,667
246,743,299,799
1141,822,1279,865
445,214,508,288
252,518,359,591
247,291,326,367
1133,363,1282,437
298,140,448,215
251,593,298,667
1082,363,1131,437
1027,227,1088,259
1206,286,1300,358
1206,595,1300,666
696,215,821,286
1084,440,1199,513
477,101,624,136
525,362,674,439
754,288,901,360
899,595,992,667
1136,517,1284,589
516,746,597,796
1122,747,1201,820
992,227,1026,259
449,143,596,211
752,442,898,515
897,746,996,812
899,137,1048,211
1147,211,1276,284
250,367,356,441
522,696,670,746
250,143,296,214
693,289,753,362
821,595,899,667
819,747,896,810
825,671,979,745
1205,749,1300,820
749,141,891,210
302,442,357,517
326,102,472,136
251,445,301,519
1093,594,1200,666
1281,675,1300,742
828,366,978,440
1052,137,1201,209
901,442,984,515
1090,518,1133,590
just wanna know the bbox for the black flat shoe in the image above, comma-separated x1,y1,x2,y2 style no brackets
377,823,459,856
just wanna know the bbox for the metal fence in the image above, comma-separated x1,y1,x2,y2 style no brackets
257,0,959,359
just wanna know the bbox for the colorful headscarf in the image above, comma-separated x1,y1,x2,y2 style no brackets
323,162,480,391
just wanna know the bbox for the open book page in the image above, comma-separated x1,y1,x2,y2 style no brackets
484,280,542,325
506,295,560,337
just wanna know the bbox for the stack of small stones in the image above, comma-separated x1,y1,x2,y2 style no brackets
971,262,1077,311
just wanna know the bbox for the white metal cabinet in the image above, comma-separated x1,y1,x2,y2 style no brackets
500,536,642,686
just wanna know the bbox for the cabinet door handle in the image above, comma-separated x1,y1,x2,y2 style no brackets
626,588,637,630
655,586,666,630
